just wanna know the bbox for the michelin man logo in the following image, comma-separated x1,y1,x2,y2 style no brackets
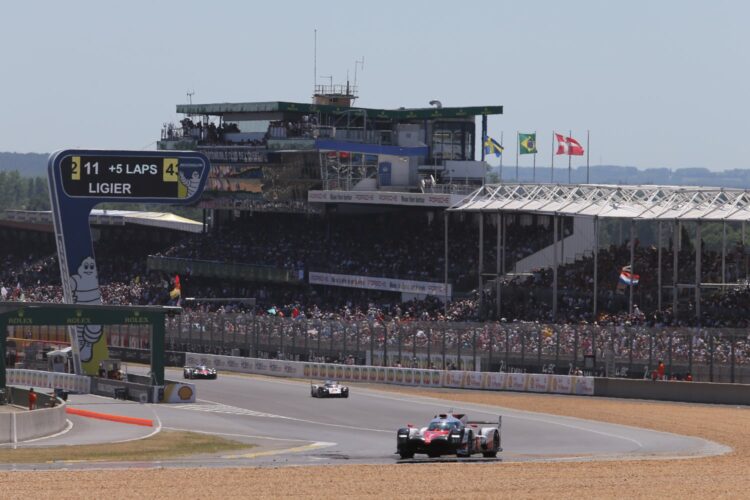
179,169,202,198
70,256,102,363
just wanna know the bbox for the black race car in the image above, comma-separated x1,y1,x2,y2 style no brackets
183,365,218,379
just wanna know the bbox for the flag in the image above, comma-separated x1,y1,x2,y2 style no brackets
267,306,277,315
519,133,537,154
555,133,585,156
169,274,181,299
619,266,640,286
483,136,504,157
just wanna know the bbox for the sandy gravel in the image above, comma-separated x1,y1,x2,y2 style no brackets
3,386,749,499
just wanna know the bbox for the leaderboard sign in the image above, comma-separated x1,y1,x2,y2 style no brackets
48,149,209,376
58,153,203,199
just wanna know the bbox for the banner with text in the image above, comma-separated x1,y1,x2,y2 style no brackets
309,271,452,298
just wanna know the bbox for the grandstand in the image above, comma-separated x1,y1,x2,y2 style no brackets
2,85,750,381
452,183,750,323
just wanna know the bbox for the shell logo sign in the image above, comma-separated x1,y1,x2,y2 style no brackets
178,385,193,401
163,382,196,403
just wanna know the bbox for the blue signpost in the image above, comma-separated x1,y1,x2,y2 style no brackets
47,150,209,375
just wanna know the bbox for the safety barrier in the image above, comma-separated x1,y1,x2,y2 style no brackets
185,352,596,396
0,388,67,443
7,369,90,393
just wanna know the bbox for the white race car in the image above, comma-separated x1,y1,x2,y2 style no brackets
310,380,349,398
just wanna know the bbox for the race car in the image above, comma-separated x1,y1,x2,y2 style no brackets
396,412,501,459
310,380,349,398
183,365,218,379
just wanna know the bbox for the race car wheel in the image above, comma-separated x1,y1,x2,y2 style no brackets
427,452,441,458
317,387,325,397
343,392,349,398
483,431,499,458
399,450,414,460
460,430,474,457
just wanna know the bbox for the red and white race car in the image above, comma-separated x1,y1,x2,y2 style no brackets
396,412,501,459
183,365,218,379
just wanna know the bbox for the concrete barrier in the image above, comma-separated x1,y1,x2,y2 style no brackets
0,388,67,444
187,353,596,397
594,378,750,405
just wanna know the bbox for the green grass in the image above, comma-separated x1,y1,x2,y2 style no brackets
0,430,254,463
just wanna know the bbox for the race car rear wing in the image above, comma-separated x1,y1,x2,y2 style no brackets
467,416,502,428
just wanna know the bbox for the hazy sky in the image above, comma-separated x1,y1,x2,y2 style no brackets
2,0,748,171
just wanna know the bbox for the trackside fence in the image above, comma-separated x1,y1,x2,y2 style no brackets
184,352,596,396
100,313,750,384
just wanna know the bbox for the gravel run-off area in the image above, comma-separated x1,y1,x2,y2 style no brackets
3,385,750,499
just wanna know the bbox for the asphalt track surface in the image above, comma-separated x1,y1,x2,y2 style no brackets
1,366,728,470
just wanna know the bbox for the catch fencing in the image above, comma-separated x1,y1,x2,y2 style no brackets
103,312,750,384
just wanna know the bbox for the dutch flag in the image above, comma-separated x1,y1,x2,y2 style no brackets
619,266,640,286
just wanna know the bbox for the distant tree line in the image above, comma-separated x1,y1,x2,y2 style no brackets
0,172,201,219
0,171,50,212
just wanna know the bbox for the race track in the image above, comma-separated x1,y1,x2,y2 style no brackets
2,366,727,470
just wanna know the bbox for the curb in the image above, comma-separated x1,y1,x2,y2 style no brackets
66,407,153,427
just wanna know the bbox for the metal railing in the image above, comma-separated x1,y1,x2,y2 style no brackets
143,312,750,384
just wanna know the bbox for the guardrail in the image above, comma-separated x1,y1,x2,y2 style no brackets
184,352,596,396
7,369,91,393
0,387,67,443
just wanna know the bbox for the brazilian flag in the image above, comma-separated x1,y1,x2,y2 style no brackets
519,133,537,155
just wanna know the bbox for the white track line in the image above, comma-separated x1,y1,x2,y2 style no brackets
191,397,391,434
0,419,75,447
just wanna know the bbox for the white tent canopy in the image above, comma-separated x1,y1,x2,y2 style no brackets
450,183,750,221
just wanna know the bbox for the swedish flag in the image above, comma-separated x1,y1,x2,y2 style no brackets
484,136,504,157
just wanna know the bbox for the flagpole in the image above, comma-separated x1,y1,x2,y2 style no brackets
568,129,572,184
499,131,504,182
586,129,590,184
515,131,519,182
532,131,536,182
550,131,555,183
481,115,487,162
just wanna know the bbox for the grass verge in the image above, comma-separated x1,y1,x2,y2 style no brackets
0,430,253,463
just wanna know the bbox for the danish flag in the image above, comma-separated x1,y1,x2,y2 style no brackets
555,133,585,156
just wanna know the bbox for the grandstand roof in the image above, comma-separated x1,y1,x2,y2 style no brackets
177,101,503,120
2,209,203,233
450,183,750,221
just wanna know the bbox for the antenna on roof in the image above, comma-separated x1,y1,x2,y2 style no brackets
354,56,364,101
313,29,317,96
186,90,195,105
